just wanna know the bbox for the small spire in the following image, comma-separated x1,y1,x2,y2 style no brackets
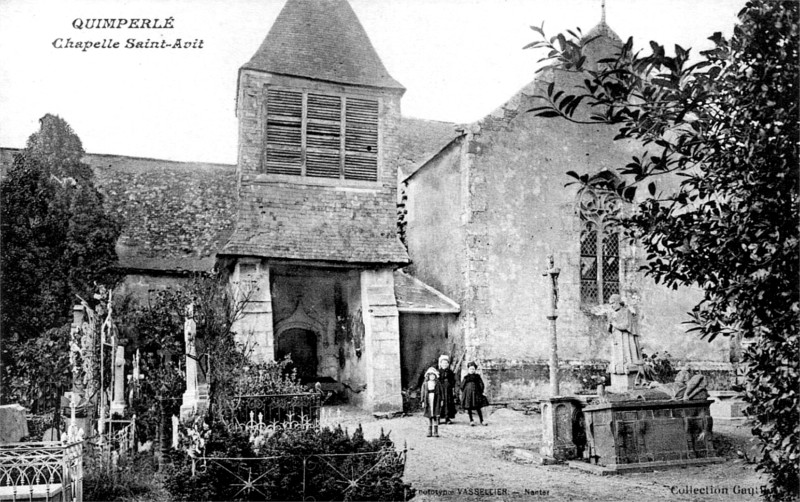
601,0,607,25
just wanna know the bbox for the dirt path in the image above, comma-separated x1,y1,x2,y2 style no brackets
322,406,765,502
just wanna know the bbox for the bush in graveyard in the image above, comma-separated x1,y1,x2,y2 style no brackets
526,2,798,498
163,422,414,501
0,114,120,409
571,363,611,393
640,351,676,384
162,420,257,502
4,325,71,414
122,287,189,442
265,424,414,502
83,452,167,502
121,273,308,440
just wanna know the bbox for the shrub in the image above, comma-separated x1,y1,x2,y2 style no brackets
640,351,676,384
163,423,414,501
571,364,610,393
83,452,167,502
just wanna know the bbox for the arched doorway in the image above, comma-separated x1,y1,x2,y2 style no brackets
275,328,318,384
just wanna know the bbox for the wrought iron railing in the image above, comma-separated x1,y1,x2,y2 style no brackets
218,392,322,434
0,441,83,502
83,417,136,472
191,447,409,501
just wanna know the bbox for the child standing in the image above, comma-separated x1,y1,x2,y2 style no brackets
437,355,457,424
461,362,488,426
421,367,442,437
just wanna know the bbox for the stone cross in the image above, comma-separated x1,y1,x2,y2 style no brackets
110,345,126,416
543,255,561,397
180,304,199,419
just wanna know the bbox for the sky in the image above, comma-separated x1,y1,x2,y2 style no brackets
0,0,744,164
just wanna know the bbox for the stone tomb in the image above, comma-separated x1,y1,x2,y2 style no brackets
709,390,748,424
571,393,724,474
0,405,28,444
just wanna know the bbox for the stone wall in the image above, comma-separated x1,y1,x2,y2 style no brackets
404,139,466,303
116,273,192,306
231,71,406,264
405,75,730,400
360,269,403,412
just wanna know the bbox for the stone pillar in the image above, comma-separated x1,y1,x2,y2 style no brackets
171,415,180,449
610,372,637,393
540,397,581,463
360,269,403,413
110,345,126,417
180,306,199,420
542,255,561,397
231,260,274,363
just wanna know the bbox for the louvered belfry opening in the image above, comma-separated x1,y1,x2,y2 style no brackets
263,87,379,182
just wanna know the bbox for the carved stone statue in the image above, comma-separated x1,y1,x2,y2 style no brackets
605,294,643,375
648,367,709,401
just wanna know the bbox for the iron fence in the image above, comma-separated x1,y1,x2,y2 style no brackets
191,447,409,501
0,441,83,502
83,417,136,472
217,392,322,434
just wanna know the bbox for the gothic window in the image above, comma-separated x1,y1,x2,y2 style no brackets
263,88,379,182
577,185,622,305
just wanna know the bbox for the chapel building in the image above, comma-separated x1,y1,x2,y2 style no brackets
402,19,733,399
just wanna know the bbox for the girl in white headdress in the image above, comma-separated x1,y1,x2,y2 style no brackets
421,367,442,437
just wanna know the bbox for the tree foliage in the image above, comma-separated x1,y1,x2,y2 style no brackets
122,272,306,439
1,114,120,409
526,2,798,499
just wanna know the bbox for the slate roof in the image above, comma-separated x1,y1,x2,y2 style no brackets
1,148,237,273
396,118,459,179
242,0,404,90
0,114,447,271
394,270,460,314
220,179,410,265
89,154,237,272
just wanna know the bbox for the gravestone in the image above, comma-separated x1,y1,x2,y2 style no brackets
0,404,29,443
110,345,126,416
180,304,201,419
41,428,61,442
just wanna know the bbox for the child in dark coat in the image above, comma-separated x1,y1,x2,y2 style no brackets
421,367,443,437
461,362,488,426
437,354,457,424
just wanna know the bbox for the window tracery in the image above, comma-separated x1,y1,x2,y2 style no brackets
577,185,623,305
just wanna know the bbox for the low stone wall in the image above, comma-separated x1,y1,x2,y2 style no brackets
480,359,734,401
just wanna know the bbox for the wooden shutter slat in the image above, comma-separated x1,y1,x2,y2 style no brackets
344,97,378,181
344,155,377,181
267,89,302,118
308,94,342,121
266,123,301,147
265,148,302,176
306,152,341,179
264,88,302,173
307,122,340,150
